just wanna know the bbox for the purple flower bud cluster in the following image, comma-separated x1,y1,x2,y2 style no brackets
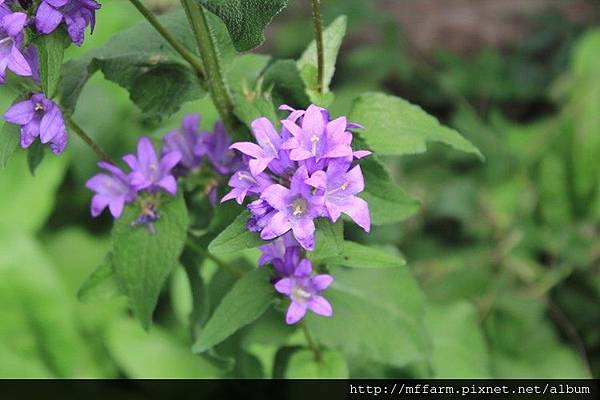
222,104,371,324
35,0,101,46
86,114,241,220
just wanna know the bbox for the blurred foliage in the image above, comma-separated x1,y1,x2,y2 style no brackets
0,0,598,379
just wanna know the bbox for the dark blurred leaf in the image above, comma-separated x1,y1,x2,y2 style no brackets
78,253,123,303
112,193,189,329
197,0,289,52
262,59,310,108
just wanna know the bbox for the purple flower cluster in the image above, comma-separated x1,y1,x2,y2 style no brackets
222,104,371,324
1,0,101,155
86,114,241,220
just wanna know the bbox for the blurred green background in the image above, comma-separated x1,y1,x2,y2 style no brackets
0,0,598,379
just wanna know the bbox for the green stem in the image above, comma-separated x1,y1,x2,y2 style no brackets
310,0,325,93
180,0,238,135
186,240,242,277
302,323,321,362
128,0,206,79
67,117,112,162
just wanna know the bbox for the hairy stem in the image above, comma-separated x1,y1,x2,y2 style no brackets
302,323,321,362
310,0,325,93
67,117,112,162
128,0,206,79
186,240,242,277
180,0,238,136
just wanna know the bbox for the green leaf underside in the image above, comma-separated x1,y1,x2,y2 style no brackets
308,219,344,263
359,156,420,225
285,350,349,378
208,210,263,254
298,15,347,96
193,268,274,353
350,92,483,159
306,268,429,368
197,0,289,52
112,194,189,329
322,241,406,269
59,10,232,121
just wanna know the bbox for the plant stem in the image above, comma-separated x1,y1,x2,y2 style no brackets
67,117,112,162
128,0,205,79
180,0,238,135
302,322,321,362
310,0,325,93
186,240,242,277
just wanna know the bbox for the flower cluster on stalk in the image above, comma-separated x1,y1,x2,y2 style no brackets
222,104,371,324
1,0,101,154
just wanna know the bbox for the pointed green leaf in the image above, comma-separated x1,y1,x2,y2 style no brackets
27,140,45,176
350,92,483,159
0,121,20,169
112,193,189,329
77,253,124,303
298,15,347,99
197,0,289,52
193,267,274,353
309,219,344,263
208,210,263,255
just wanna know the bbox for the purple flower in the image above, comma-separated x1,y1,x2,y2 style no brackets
221,168,273,204
162,113,205,171
35,0,101,46
0,8,32,83
259,166,324,250
230,117,283,176
123,137,181,195
3,92,68,154
86,161,137,218
281,104,353,162
246,198,276,233
306,160,371,232
274,259,333,324
200,121,243,176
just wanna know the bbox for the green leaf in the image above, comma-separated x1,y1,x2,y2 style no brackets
107,317,224,378
35,30,67,97
27,140,45,176
349,92,483,159
193,268,274,353
197,0,289,52
0,121,20,169
285,349,349,378
0,152,67,234
77,253,123,303
297,15,347,100
208,210,263,255
59,10,216,121
309,219,344,263
306,267,429,368
323,241,406,269
112,193,189,329
359,156,420,225
425,301,491,378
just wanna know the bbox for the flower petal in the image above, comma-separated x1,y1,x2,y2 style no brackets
286,301,307,325
307,295,333,317
3,100,34,125
39,106,64,143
